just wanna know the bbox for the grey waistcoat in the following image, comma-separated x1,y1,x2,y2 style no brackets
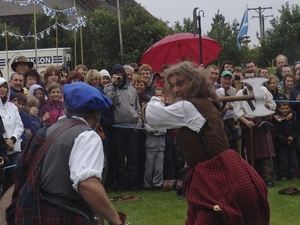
40,117,94,220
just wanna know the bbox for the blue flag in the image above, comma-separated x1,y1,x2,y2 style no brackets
237,9,249,50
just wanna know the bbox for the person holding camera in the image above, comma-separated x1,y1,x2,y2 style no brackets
59,66,69,85
104,64,142,192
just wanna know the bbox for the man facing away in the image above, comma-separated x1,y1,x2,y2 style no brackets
6,82,123,225
145,61,270,225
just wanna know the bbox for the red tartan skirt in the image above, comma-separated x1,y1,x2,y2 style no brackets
242,126,275,160
185,150,270,225
39,201,96,225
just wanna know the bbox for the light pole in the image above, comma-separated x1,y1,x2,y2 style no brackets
117,0,123,63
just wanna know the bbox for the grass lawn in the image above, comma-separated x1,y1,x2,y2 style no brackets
109,179,300,225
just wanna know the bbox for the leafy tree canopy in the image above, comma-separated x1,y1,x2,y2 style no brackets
172,17,194,33
206,10,245,67
259,2,300,67
0,22,24,50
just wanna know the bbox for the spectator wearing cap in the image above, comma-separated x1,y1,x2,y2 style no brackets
100,69,111,88
6,81,124,225
139,64,155,96
129,63,139,75
11,56,34,74
216,71,236,114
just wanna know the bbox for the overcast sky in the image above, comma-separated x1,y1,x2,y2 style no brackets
135,0,298,44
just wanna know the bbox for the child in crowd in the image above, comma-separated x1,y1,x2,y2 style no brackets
11,93,35,150
28,84,46,108
223,110,242,151
26,96,43,132
143,88,166,190
273,102,300,180
39,83,64,124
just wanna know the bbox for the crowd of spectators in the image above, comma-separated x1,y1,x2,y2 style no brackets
1,54,300,197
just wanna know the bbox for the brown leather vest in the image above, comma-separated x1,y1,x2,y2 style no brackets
178,98,229,168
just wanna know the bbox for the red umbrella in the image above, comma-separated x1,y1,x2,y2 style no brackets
140,33,222,72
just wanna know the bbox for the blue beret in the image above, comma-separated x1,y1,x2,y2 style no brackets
63,82,112,113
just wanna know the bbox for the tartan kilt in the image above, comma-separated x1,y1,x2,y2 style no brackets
242,126,275,161
184,150,270,225
39,200,96,225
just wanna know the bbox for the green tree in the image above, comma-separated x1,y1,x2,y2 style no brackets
121,2,171,65
22,8,74,50
206,10,246,67
172,17,194,33
259,3,300,67
81,2,171,70
0,22,24,50
80,6,120,69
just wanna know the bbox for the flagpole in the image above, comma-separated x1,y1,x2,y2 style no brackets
80,25,83,64
5,23,8,78
33,3,38,70
56,16,58,66
74,0,77,66
117,0,123,63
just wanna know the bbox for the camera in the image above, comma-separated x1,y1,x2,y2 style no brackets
117,76,121,81
61,66,67,72
234,75,240,81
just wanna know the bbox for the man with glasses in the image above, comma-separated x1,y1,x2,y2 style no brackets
234,70,276,188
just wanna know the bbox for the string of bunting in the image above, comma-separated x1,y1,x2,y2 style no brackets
1,0,87,41
2,0,78,18
0,18,86,41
